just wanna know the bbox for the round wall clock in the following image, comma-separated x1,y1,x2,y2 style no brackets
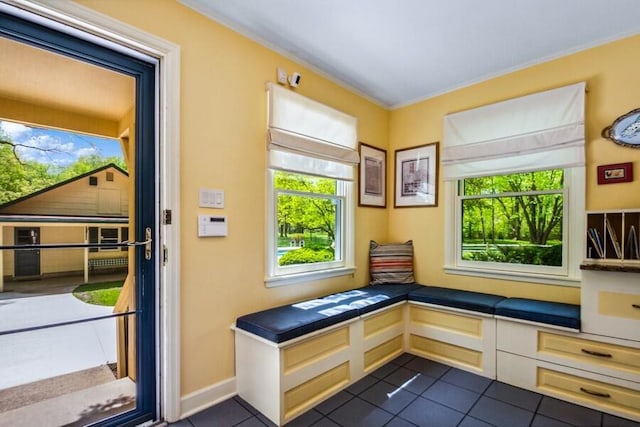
602,108,640,148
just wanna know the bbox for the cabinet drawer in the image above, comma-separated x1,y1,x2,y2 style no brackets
364,335,403,372
409,334,483,371
599,291,640,321
538,367,640,421
539,332,640,376
284,362,350,422
364,305,403,338
410,306,483,338
283,326,349,374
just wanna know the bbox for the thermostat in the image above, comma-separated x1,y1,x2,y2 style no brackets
198,215,227,237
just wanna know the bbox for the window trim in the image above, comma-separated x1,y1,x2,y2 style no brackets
444,167,585,287
265,170,356,287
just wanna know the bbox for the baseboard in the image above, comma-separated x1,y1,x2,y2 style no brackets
180,376,237,419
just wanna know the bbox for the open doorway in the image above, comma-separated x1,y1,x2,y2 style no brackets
0,9,158,427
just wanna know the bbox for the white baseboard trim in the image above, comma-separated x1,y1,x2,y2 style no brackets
180,377,237,419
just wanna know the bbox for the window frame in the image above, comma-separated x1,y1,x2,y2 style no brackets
265,169,355,287
444,167,585,286
99,226,121,252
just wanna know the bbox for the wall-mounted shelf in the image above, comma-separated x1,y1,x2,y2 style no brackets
583,209,640,271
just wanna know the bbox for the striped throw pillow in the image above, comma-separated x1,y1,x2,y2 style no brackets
369,240,415,285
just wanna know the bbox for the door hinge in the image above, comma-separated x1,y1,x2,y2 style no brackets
162,244,168,266
162,209,172,225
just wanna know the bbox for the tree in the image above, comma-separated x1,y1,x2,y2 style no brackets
462,170,563,246
0,143,55,204
55,154,127,181
275,172,336,244
505,170,563,245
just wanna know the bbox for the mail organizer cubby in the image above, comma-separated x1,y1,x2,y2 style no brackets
585,210,640,262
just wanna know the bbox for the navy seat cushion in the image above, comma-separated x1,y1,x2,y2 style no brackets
236,302,359,344
495,298,580,330
355,283,423,315
408,286,506,314
236,284,423,343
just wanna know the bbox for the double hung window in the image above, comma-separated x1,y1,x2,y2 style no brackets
443,83,586,285
265,83,358,286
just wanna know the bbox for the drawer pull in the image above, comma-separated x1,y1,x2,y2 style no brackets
581,349,612,358
580,387,611,398
632,304,640,309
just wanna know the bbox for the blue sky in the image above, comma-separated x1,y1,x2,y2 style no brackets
0,120,123,168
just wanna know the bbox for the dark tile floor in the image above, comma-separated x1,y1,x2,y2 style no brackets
169,353,640,427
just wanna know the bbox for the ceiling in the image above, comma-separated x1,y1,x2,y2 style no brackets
0,36,134,125
180,0,640,108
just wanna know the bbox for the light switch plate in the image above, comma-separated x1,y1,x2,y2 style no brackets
199,188,224,208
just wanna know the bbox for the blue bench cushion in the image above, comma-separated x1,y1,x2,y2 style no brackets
408,286,506,315
495,298,580,330
355,283,423,315
236,284,423,343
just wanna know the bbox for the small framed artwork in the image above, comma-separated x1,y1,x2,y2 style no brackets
394,142,439,208
358,142,386,207
597,162,633,185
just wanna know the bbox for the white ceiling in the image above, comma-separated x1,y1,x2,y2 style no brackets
180,0,640,108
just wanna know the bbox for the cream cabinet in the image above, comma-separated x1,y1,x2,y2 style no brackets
235,302,408,426
581,269,640,341
497,320,640,422
406,302,497,378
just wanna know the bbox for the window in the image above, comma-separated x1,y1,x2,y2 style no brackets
447,168,583,283
88,226,127,252
270,171,347,274
442,83,586,285
458,169,565,268
265,83,357,286
100,227,119,251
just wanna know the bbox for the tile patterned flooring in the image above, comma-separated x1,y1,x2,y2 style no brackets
169,353,640,427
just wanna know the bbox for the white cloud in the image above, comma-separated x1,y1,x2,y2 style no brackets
0,121,31,140
75,147,99,157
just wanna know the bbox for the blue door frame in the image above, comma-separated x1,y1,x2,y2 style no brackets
0,10,158,427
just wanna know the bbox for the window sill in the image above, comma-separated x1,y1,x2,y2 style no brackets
443,265,580,287
265,266,356,288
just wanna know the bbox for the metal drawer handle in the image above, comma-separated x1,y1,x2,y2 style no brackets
580,387,611,398
581,349,612,358
632,304,640,309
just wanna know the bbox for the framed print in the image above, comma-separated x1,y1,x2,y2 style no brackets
358,142,386,207
597,162,633,185
394,142,439,207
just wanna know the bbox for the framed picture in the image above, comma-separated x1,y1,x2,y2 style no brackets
358,142,386,207
394,142,439,207
597,162,633,185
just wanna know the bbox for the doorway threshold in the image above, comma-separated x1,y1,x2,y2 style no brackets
0,377,136,426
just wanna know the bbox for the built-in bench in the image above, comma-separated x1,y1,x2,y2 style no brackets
234,284,581,425
88,257,128,271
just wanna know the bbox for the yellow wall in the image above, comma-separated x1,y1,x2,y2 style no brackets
71,0,640,402
75,0,389,396
389,34,640,303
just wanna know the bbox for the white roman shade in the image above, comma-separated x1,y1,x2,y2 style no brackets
442,82,586,181
266,82,359,180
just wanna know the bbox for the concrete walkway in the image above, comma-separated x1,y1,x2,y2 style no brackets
0,274,125,389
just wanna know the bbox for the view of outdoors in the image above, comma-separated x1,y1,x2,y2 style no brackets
0,120,126,204
460,169,564,266
275,171,340,266
0,120,133,424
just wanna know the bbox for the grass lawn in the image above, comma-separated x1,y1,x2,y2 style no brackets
72,280,124,306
